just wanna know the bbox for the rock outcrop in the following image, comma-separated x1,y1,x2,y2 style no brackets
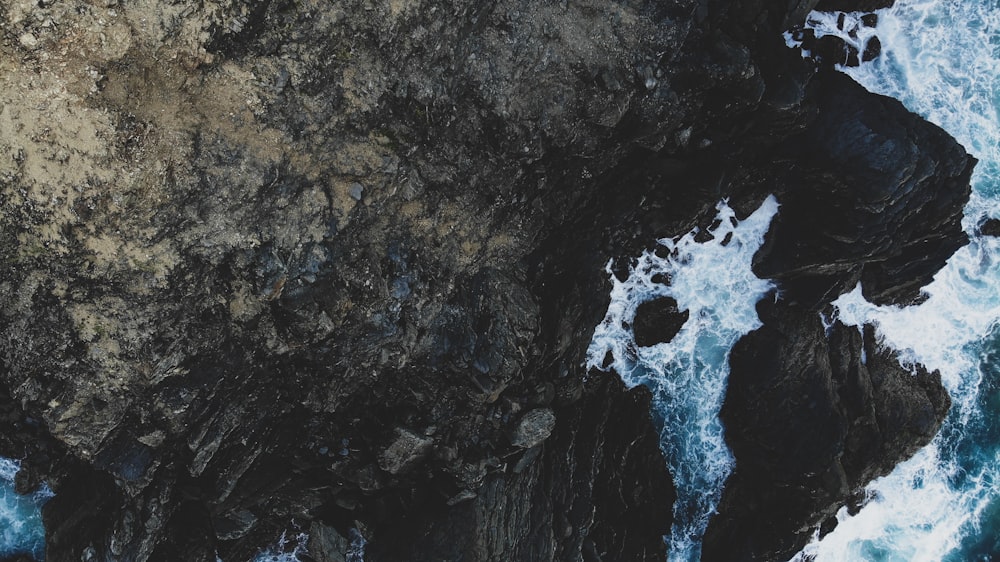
633,297,689,347
0,0,971,560
703,298,950,561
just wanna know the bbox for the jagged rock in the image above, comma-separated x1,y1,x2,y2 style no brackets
815,0,895,10
365,374,673,562
703,297,949,561
211,510,258,541
812,35,861,67
510,409,556,449
862,36,882,62
378,429,433,476
307,522,351,562
754,71,973,308
861,14,879,28
633,297,689,347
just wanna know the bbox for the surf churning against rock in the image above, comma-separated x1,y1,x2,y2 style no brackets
0,457,52,560
588,196,779,560
788,1,1000,560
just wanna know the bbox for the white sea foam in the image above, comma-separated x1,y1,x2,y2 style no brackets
251,527,365,562
252,531,309,562
1,456,49,560
784,11,880,60
588,196,778,560
789,1,1000,560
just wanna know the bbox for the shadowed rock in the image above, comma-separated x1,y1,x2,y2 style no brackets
633,297,689,347
703,297,949,561
980,218,1000,237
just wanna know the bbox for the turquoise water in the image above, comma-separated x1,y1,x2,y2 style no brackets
791,1,1000,560
0,458,50,560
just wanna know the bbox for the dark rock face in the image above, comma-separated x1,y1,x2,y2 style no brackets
815,0,895,10
703,298,949,561
634,297,689,347
0,0,971,560
980,218,1000,237
754,71,974,308
365,374,674,562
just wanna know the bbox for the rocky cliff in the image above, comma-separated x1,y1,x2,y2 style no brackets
0,0,971,560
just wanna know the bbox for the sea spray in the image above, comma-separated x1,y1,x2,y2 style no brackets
788,1,1000,559
588,196,779,560
251,527,365,562
0,457,52,560
252,530,309,562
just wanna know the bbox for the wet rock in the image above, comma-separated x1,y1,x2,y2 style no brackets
980,218,1000,237
754,71,973,308
816,0,895,11
510,409,556,449
703,299,949,561
633,297,689,347
811,35,860,67
862,36,882,62
365,375,673,562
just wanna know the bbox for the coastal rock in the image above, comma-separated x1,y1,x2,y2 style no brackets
0,0,971,559
365,374,674,562
703,298,950,561
378,429,433,476
980,218,1000,237
754,71,974,308
633,297,689,347
815,0,895,10
307,522,352,562
510,409,556,449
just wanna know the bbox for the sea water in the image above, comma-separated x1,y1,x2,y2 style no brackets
588,196,779,560
0,457,51,560
787,1,1000,560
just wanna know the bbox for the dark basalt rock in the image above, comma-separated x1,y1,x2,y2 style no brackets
754,71,974,308
0,0,971,560
815,0,895,10
811,35,861,67
703,297,949,562
980,218,1000,237
862,36,882,62
633,297,689,347
364,374,673,562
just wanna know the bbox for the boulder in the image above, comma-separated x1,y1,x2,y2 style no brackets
633,297,690,347
980,218,1000,237
510,409,556,449
378,430,433,476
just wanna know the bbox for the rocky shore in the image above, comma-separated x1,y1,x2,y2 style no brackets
0,0,971,560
